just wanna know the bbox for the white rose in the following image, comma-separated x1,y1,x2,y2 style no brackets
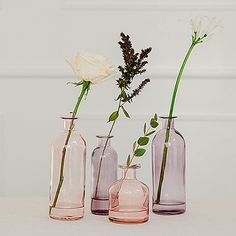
66,53,115,84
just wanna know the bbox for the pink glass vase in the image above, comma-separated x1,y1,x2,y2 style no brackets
152,116,186,215
49,117,86,220
109,164,149,224
91,135,118,215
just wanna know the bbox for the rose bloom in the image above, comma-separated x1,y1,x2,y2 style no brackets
66,53,115,84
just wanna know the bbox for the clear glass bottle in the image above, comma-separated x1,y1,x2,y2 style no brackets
91,135,118,215
152,116,186,215
49,117,86,220
109,164,149,224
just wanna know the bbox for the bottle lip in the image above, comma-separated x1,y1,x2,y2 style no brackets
96,135,114,139
61,116,78,120
159,116,177,119
119,164,141,169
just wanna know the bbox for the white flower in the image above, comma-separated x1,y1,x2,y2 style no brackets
190,16,223,42
66,53,116,84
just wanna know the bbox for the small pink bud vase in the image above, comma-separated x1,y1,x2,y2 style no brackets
49,117,86,220
108,164,149,224
152,116,186,215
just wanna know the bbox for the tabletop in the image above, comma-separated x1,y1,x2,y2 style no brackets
0,198,235,236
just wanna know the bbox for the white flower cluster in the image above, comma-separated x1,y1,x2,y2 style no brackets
190,16,223,42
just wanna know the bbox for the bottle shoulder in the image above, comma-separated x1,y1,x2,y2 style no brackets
91,145,118,158
109,178,149,192
153,128,185,143
52,131,86,147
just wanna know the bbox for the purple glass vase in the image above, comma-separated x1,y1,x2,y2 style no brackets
91,135,118,215
152,116,186,215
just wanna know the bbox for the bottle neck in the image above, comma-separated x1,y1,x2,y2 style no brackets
62,117,78,131
161,117,176,129
97,136,113,147
122,168,137,180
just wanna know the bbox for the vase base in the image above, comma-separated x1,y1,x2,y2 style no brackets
49,206,84,221
152,202,185,215
109,207,149,224
91,197,109,215
109,217,148,224
91,209,108,215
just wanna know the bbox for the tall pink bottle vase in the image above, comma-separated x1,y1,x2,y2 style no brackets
49,117,86,221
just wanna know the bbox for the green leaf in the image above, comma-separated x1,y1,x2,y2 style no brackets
121,90,128,101
150,118,158,128
121,106,130,118
138,137,149,146
146,130,156,136
154,113,158,121
108,111,119,122
134,148,146,157
133,141,137,152
127,155,131,166
144,123,147,134
67,81,83,87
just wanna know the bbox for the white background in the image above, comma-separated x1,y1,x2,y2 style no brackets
0,0,235,231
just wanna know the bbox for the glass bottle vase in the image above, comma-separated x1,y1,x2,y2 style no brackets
91,135,118,215
109,164,149,224
152,116,186,215
49,117,86,220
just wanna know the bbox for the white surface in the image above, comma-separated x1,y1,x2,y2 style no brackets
0,198,235,236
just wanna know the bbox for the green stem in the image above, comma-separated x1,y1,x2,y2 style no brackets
92,95,123,201
168,43,195,118
155,43,195,204
72,82,90,117
49,81,90,215
118,125,152,195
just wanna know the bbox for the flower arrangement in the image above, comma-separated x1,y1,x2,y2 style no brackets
49,53,115,214
108,115,158,223
93,32,152,200
154,16,222,204
49,15,222,221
